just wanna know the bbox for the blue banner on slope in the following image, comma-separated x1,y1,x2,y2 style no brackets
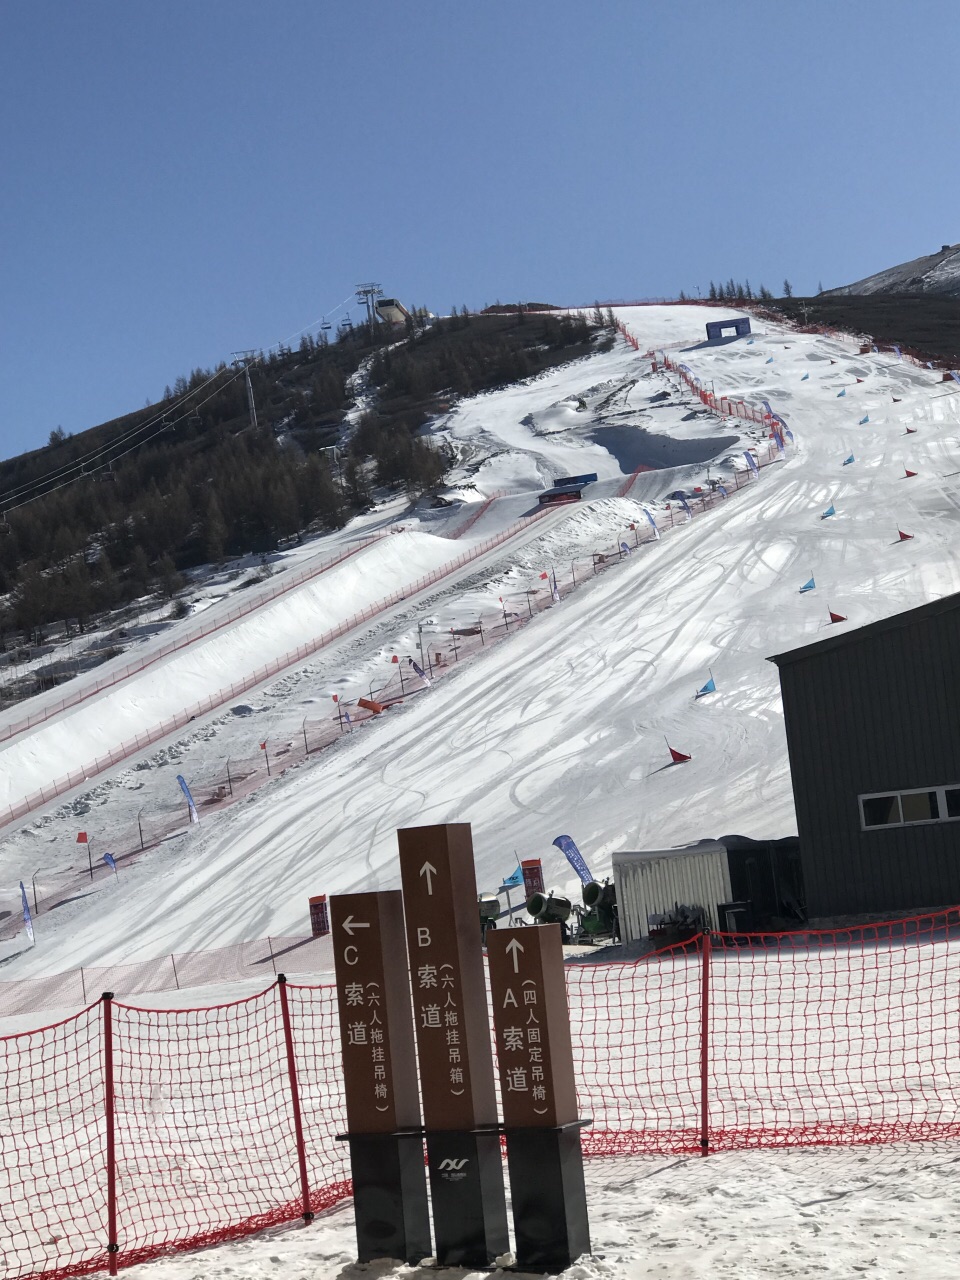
176,774,200,824
501,865,524,889
19,881,34,943
552,835,593,886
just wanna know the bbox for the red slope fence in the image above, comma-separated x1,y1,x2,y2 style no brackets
0,530,401,749
5,909,960,1279
0,437,785,947
0,505,562,834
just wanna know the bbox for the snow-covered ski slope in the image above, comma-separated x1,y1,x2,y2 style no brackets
4,303,960,981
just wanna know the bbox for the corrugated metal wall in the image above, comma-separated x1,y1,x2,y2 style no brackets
614,847,732,941
778,606,960,918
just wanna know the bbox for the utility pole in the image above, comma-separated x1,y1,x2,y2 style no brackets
232,351,260,430
356,282,383,336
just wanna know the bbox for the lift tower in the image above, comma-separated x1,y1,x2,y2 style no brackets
355,283,384,333
231,351,260,431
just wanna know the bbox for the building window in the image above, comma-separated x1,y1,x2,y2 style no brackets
901,791,939,823
862,794,901,827
860,786,955,831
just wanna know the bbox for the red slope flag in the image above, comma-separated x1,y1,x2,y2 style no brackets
76,831,88,844
898,529,914,541
904,468,917,478
829,610,847,624
668,745,691,764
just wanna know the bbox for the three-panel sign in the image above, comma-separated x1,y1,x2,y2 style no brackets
331,822,590,1273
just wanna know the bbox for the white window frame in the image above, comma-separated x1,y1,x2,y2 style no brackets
858,785,960,832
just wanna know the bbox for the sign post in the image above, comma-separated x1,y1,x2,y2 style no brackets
398,823,509,1267
487,923,591,1272
330,891,430,1264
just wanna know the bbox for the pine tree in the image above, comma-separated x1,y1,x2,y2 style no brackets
204,494,228,564
783,279,793,298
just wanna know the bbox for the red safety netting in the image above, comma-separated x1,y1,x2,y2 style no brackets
4,912,960,1277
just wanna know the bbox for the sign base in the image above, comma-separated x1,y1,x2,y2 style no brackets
347,1133,431,1264
426,1130,509,1267
505,1123,591,1273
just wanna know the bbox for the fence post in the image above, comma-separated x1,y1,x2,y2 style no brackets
700,931,711,1158
277,975,314,1222
102,991,119,1274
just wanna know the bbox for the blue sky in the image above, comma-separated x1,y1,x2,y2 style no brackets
1,1,957,457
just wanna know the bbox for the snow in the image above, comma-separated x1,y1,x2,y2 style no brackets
3,305,960,976
116,1143,960,1280
4,303,960,1277
826,242,960,297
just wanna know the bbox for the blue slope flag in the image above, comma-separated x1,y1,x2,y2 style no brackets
695,673,716,698
717,484,728,497
408,657,431,687
800,576,816,593
744,451,760,475
893,345,902,361
19,881,34,944
501,865,524,889
176,774,200,825
620,541,631,556
103,853,117,874
951,372,960,386
801,372,809,381
765,357,774,364
552,835,593,886
678,495,692,516
837,389,846,398
643,509,661,539
843,454,855,466
821,505,836,519
859,415,869,425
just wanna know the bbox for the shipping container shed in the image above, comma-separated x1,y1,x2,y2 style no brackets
769,593,960,921
613,835,804,943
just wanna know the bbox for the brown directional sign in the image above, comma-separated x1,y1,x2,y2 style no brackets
397,823,498,1130
486,923,579,1128
331,891,422,1134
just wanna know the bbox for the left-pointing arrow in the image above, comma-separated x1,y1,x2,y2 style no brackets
341,915,370,935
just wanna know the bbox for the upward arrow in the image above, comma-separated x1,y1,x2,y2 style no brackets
420,861,437,894
505,937,524,973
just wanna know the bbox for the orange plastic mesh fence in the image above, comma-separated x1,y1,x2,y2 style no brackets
4,912,960,1277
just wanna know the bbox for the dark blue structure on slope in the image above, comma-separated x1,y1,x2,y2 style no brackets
538,473,598,506
706,316,751,341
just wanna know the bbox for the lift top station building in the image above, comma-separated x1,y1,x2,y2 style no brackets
769,594,960,922
705,316,751,341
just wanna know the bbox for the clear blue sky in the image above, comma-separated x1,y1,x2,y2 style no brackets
1,1,957,457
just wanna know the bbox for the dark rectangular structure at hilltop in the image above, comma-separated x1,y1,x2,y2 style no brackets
769,595,960,921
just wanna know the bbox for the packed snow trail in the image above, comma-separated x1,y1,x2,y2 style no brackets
4,305,960,977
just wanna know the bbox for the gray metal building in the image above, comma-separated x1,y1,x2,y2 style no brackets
769,595,960,921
